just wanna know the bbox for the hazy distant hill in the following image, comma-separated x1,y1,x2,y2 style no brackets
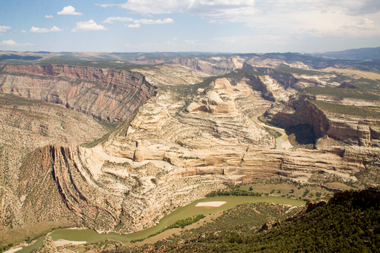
316,46,380,60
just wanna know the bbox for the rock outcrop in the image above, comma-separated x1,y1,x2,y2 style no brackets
0,93,111,244
18,136,379,236
2,62,380,245
266,99,380,147
14,71,379,237
172,56,245,75
0,64,156,122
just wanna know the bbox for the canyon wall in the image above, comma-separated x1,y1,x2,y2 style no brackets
2,62,380,245
266,100,380,147
0,65,156,122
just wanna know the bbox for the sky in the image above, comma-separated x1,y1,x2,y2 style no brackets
0,0,379,53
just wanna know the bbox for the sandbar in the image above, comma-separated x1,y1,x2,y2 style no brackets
54,239,87,247
4,247,23,253
196,201,226,207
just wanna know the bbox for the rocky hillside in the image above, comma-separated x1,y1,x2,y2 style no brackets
0,64,156,122
266,99,380,148
171,56,244,75
109,189,380,253
0,93,112,244
4,64,379,246
0,64,156,245
1,56,380,249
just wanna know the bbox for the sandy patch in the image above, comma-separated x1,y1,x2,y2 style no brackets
196,201,226,207
54,239,87,247
280,139,293,150
4,247,23,253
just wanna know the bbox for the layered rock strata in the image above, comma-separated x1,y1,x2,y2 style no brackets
0,94,111,244
172,56,245,75
266,100,380,147
15,75,380,237
0,64,156,122
2,62,380,244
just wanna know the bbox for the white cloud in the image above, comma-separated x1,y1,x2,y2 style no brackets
134,18,174,24
103,17,134,23
57,6,83,15
20,30,27,33
128,23,141,28
50,26,62,32
99,0,380,39
96,4,118,8
72,20,108,32
0,25,11,32
45,15,54,18
2,39,17,46
184,39,197,44
1,40,33,46
341,18,375,31
30,26,62,33
104,16,174,28
104,17,174,25
114,0,256,15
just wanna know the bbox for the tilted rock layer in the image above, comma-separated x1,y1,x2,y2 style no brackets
1,63,380,245
0,64,156,122
13,71,380,238
0,93,111,244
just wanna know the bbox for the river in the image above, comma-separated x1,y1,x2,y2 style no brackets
15,196,305,253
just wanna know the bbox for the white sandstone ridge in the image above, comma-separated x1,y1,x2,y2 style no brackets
186,90,236,114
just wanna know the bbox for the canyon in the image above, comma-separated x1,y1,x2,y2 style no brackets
0,52,379,247
0,64,156,122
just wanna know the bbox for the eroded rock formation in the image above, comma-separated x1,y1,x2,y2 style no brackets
1,62,380,245
0,64,156,122
13,71,380,238
266,99,380,147
172,56,245,75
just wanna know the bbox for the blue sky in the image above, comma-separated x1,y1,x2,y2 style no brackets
0,0,379,53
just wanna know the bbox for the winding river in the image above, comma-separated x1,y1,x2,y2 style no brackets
12,117,296,253
16,196,305,253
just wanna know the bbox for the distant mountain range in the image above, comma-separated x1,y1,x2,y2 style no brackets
315,46,380,61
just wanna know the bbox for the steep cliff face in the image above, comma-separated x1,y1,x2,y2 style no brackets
325,115,380,147
245,75,276,102
266,99,380,147
269,100,329,137
0,64,156,122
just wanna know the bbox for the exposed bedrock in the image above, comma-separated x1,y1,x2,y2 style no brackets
266,100,380,147
171,56,245,75
243,63,308,90
18,141,379,236
4,72,380,240
0,64,156,122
